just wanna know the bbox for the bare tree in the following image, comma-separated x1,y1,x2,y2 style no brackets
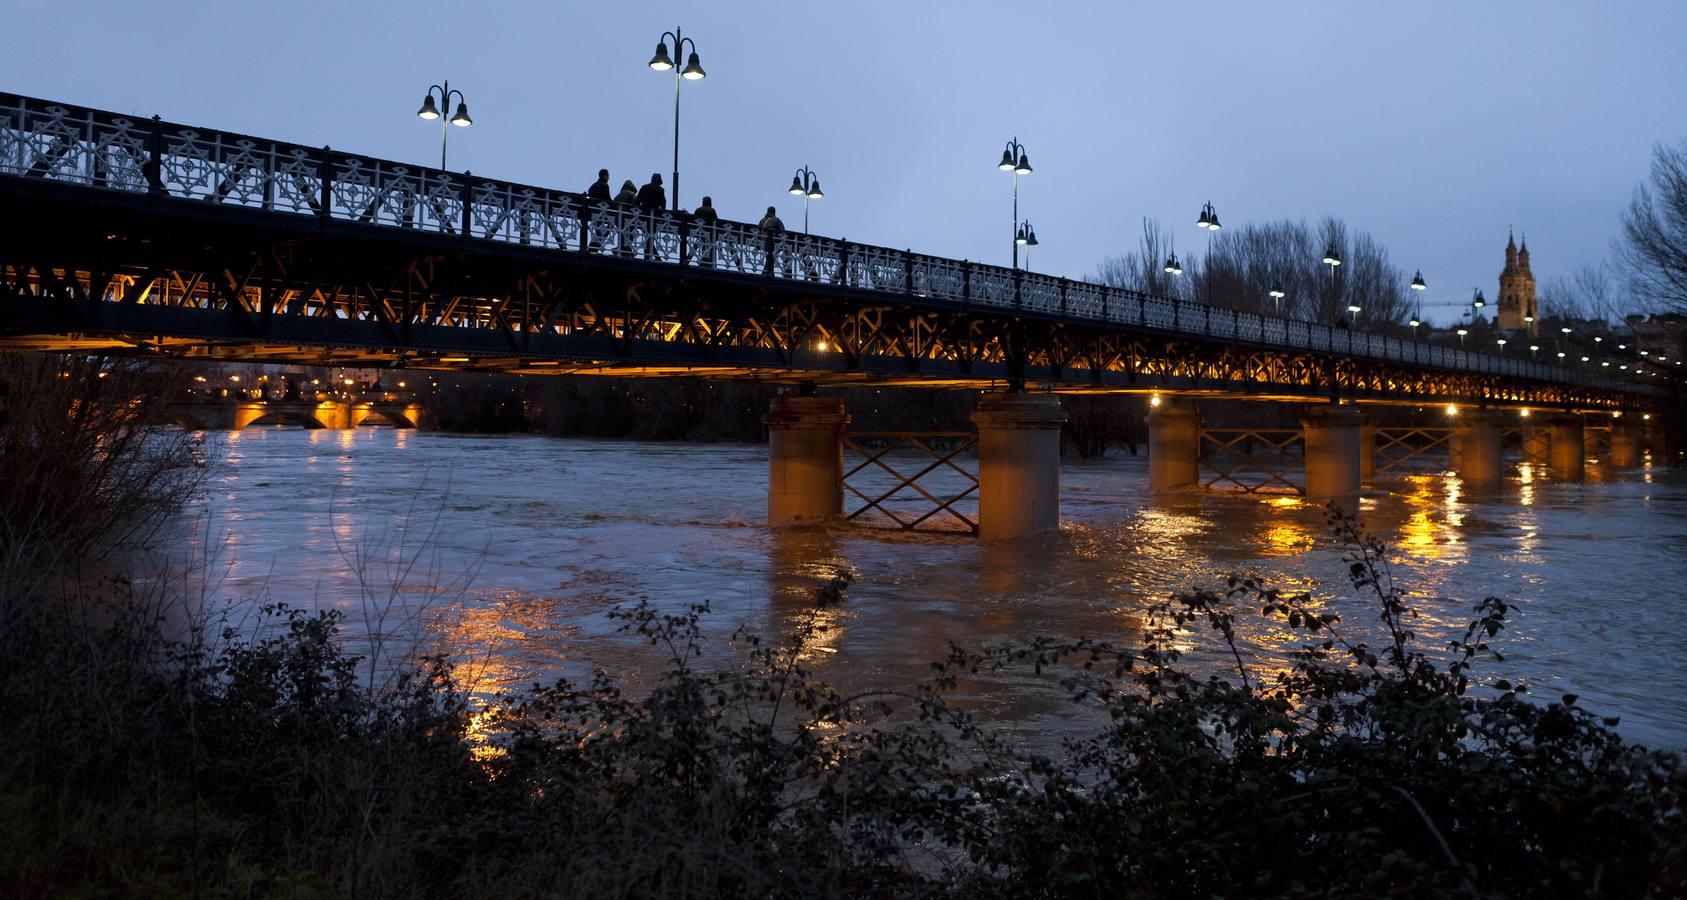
1620,136,1687,312
1541,261,1626,324
1094,218,1192,300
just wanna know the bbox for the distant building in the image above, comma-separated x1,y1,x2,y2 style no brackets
1496,231,1538,335
1626,313,1687,360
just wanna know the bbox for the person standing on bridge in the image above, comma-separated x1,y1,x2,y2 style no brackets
636,173,666,212
613,179,638,206
691,196,719,268
637,174,666,259
585,169,611,203
759,205,785,275
582,169,613,252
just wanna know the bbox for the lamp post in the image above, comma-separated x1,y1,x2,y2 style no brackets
1409,270,1426,337
1268,287,1285,317
1321,239,1342,324
998,138,1032,269
1349,304,1363,329
1163,251,1183,277
415,81,473,170
648,27,707,211
1196,201,1221,303
787,166,823,234
1015,221,1039,269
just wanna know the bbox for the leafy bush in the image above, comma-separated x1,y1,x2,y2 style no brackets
2,511,1682,897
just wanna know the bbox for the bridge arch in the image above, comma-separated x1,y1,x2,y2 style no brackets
349,405,419,428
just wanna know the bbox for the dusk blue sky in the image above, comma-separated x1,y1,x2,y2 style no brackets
6,1,1684,324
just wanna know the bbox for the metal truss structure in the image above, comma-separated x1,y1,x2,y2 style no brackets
1502,427,1551,463
1199,429,1305,494
1375,428,1454,474
0,92,1658,410
841,432,979,534
1583,423,1612,461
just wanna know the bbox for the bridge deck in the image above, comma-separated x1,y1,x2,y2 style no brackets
0,91,1659,410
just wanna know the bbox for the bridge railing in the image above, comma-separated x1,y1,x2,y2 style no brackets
0,91,1653,396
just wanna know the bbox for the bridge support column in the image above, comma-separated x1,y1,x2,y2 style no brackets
1453,410,1504,485
1301,405,1363,509
1359,418,1377,480
970,393,1067,540
1548,414,1585,481
1147,402,1200,492
1610,422,1644,468
765,395,850,526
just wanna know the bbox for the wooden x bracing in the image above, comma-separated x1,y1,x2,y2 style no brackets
841,432,979,534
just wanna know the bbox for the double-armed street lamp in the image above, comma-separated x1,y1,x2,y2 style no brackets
648,27,707,210
998,138,1032,269
788,166,823,234
1016,221,1039,268
1408,270,1427,335
1268,287,1286,317
1163,250,1183,276
1322,240,1344,324
416,81,473,170
1196,201,1221,302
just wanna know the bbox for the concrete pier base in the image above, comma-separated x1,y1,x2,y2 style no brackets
1147,403,1201,492
970,392,1067,540
1548,414,1585,481
1611,423,1644,468
1301,405,1364,509
1359,419,1377,481
765,395,850,526
1453,410,1504,485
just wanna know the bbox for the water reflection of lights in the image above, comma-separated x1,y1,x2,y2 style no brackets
1394,478,1465,563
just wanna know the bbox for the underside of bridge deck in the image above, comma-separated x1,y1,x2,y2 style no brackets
0,175,1644,414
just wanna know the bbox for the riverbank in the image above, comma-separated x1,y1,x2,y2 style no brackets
5,352,1684,896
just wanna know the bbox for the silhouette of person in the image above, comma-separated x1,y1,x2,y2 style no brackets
691,196,719,267
759,205,785,275
635,174,666,258
636,173,666,212
585,168,610,202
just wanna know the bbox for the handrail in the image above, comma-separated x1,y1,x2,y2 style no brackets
0,90,1654,396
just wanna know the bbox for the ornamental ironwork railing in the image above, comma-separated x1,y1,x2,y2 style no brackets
0,91,1653,396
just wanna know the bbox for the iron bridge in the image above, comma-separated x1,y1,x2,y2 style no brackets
0,91,1658,411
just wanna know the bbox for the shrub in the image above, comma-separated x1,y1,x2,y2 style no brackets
1,510,1682,897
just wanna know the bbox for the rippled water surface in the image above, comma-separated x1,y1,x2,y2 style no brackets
183,427,1687,748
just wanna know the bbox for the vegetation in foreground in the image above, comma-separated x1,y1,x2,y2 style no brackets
2,351,1684,897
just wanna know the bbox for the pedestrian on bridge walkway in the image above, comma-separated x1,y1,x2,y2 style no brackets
637,174,666,259
691,196,719,267
585,169,611,202
759,205,785,276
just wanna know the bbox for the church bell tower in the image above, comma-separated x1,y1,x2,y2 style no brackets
1497,231,1538,335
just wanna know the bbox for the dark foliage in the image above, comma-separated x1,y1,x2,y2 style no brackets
3,509,1681,897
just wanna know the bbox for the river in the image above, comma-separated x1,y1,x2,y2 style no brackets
179,427,1687,749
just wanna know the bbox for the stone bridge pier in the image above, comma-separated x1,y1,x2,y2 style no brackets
1548,413,1586,481
765,391,1068,539
1610,421,1645,468
1146,402,1201,492
1452,409,1505,486
1301,405,1364,509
